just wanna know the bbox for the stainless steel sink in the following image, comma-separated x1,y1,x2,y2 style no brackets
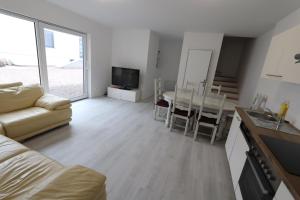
245,109,300,135
246,111,277,122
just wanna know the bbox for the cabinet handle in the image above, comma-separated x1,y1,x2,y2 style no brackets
265,74,283,78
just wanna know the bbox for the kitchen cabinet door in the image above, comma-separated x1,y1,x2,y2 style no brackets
261,32,286,80
225,111,241,160
228,127,249,190
281,25,300,84
274,182,294,200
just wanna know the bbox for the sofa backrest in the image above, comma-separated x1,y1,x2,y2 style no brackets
0,85,44,114
0,82,23,89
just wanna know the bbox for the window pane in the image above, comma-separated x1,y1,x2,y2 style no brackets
0,13,40,85
44,28,85,99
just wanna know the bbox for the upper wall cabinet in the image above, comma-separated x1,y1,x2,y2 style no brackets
261,33,286,80
280,26,300,84
261,24,300,84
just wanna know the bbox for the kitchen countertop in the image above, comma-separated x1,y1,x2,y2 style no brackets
236,107,300,200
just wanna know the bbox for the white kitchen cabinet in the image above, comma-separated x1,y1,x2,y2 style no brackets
274,182,294,200
225,111,242,160
261,32,286,80
280,25,300,84
228,122,249,192
261,23,300,84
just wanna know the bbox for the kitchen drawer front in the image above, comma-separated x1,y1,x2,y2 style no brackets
225,111,241,160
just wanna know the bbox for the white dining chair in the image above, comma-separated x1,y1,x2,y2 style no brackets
193,93,226,144
153,78,169,120
169,85,195,135
210,85,222,95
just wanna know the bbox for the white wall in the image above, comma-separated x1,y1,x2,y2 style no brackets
111,29,150,71
238,31,273,106
177,32,224,88
111,29,158,99
157,39,182,89
0,0,112,97
143,31,159,99
239,7,300,128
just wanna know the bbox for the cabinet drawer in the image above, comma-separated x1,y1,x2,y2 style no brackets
228,127,249,190
225,111,241,160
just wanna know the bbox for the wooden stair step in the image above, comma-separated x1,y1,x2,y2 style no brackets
213,81,238,88
221,92,239,100
214,76,237,83
220,86,239,94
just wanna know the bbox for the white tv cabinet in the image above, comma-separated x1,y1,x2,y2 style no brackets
107,86,140,102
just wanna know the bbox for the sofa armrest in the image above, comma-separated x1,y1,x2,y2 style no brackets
35,94,71,111
28,165,107,200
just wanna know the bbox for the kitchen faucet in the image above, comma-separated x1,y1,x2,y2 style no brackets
264,108,282,131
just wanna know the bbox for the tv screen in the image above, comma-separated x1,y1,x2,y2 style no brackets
112,67,140,89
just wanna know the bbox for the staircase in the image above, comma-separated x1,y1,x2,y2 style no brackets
213,76,239,102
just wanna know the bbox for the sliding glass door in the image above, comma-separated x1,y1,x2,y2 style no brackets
39,24,87,100
0,11,88,101
0,13,40,85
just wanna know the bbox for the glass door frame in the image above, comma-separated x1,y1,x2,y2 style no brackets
37,22,88,101
0,9,89,101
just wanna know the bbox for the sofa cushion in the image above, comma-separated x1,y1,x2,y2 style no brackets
0,85,44,114
0,151,63,200
0,135,107,200
35,94,71,111
0,135,29,163
28,165,106,200
0,107,72,139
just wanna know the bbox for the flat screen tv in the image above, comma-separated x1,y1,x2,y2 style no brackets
112,66,140,89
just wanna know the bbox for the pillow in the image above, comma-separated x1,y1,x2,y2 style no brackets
0,85,44,113
35,94,71,110
0,82,22,89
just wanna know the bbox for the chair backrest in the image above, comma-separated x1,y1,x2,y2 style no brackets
198,93,226,124
154,78,164,104
210,85,221,95
172,85,194,116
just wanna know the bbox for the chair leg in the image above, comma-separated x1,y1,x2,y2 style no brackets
184,118,190,136
194,121,199,140
169,115,174,132
166,103,172,127
153,105,157,120
191,115,196,131
210,127,218,145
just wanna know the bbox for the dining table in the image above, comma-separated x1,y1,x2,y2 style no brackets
163,91,239,139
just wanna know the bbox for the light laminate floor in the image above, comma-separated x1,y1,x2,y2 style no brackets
24,97,235,200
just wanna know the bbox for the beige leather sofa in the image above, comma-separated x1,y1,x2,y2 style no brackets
0,82,72,141
0,134,107,200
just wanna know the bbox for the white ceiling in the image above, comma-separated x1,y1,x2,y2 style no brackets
46,0,300,38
